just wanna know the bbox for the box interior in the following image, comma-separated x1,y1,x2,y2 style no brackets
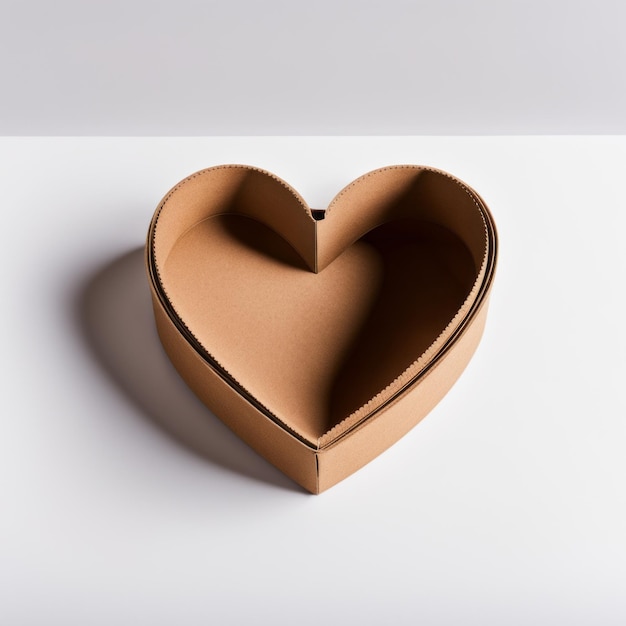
152,167,488,445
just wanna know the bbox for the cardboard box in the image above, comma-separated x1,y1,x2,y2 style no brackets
146,165,498,493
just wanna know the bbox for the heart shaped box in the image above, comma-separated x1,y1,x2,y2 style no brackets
146,165,497,493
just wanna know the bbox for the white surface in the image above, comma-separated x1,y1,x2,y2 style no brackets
1,136,625,625
1,0,626,135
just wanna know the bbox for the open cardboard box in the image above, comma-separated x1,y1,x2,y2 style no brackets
146,165,498,493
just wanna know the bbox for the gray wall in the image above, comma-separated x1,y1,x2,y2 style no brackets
1,0,625,135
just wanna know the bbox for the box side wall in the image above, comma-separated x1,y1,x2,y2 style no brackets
317,297,491,493
150,289,319,494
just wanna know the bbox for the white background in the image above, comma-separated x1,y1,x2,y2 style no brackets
1,0,625,134
1,136,625,624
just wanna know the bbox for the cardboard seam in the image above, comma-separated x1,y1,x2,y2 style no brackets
315,452,320,494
